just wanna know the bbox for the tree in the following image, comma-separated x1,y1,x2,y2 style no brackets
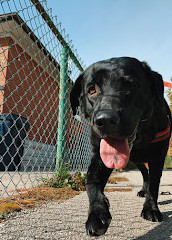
166,78,172,156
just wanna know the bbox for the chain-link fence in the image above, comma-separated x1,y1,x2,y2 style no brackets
0,0,91,199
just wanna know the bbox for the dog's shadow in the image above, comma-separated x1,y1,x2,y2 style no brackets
134,209,172,240
158,198,172,206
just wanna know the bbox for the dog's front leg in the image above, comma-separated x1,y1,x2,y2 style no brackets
85,154,113,236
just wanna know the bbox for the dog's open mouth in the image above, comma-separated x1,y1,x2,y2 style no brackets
100,138,130,169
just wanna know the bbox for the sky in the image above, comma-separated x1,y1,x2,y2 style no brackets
47,0,172,85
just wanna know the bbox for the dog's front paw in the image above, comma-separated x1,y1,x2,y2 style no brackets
86,210,112,236
141,208,163,222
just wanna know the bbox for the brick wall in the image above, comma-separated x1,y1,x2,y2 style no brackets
0,36,60,145
0,37,9,113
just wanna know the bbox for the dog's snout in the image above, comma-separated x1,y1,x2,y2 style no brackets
94,110,120,129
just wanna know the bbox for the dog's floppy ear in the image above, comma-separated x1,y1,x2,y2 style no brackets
70,73,83,115
142,62,164,101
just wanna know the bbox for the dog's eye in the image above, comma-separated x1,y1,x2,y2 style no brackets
88,86,96,95
123,90,130,95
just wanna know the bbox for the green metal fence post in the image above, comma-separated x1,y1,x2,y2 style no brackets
56,47,68,171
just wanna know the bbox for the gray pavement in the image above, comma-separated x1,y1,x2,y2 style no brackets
0,172,54,198
0,170,172,239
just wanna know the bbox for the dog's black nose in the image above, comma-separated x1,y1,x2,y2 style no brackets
94,110,120,129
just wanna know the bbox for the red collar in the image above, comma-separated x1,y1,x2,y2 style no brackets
151,125,171,143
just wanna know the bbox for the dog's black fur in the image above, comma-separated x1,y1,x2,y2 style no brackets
70,57,171,236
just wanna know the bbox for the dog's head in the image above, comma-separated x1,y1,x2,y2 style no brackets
70,57,164,169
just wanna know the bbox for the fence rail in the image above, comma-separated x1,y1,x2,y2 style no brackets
0,0,91,199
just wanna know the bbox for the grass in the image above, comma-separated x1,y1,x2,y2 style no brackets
164,156,172,169
0,165,131,222
0,162,86,222
107,176,129,184
0,202,21,220
106,175,131,192
105,188,132,192
0,187,80,222
41,171,86,191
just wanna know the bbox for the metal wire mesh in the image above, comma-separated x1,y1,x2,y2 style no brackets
0,0,91,199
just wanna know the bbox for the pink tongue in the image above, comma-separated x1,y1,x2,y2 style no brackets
100,138,130,169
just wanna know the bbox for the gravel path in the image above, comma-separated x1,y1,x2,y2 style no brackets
0,170,172,240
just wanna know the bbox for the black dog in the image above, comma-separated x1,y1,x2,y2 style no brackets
70,57,171,236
